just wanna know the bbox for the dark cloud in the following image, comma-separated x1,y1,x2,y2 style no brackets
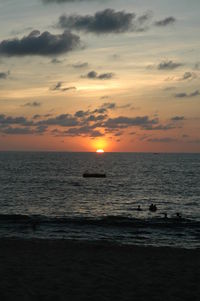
188,139,200,144
86,114,107,122
63,126,104,137
158,60,182,70
171,116,184,121
0,71,10,79
82,70,114,80
72,62,88,68
0,125,48,135
74,104,115,120
24,101,41,107
190,90,200,97
179,72,197,81
0,114,32,126
74,110,89,118
104,116,158,129
194,62,200,70
175,90,200,98
92,103,116,114
57,9,153,34
51,81,76,91
35,125,48,133
51,81,62,91
155,17,176,27
163,86,177,91
51,58,62,64
114,132,123,137
58,9,135,34
175,92,187,98
1,127,34,135
37,114,78,127
148,137,177,143
143,124,176,131
33,114,52,119
0,102,180,138
100,95,109,99
0,30,81,56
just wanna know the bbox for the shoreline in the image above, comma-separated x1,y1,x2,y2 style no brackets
0,238,199,300
0,237,200,250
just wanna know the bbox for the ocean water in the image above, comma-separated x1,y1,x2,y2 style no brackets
0,152,199,249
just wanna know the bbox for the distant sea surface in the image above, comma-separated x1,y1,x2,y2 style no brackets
0,152,199,249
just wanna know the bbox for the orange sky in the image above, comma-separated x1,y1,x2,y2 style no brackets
0,0,199,152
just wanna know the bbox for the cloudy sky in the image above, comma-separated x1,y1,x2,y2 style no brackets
0,0,199,152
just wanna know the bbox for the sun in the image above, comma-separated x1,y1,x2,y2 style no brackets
96,149,105,154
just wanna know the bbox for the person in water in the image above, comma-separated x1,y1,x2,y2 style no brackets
176,212,182,219
137,205,142,211
149,204,157,212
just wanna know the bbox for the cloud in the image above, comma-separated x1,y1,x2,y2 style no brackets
1,127,34,135
188,139,200,144
148,137,177,143
0,30,81,56
74,106,112,119
194,62,200,70
100,95,109,100
24,101,41,107
62,126,104,137
72,62,88,68
51,58,62,64
0,71,10,79
174,92,187,98
82,71,114,80
104,116,158,129
166,72,198,82
163,86,177,91
0,102,180,138
37,114,78,127
171,116,184,121
86,114,107,122
174,90,200,98
57,9,153,34
0,125,48,135
0,114,32,126
179,72,197,81
144,124,176,131
158,60,182,70
92,103,116,114
33,114,52,119
51,81,76,91
155,17,176,27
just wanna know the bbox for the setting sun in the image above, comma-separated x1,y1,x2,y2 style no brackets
96,149,105,153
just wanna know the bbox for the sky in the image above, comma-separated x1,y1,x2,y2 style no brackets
0,0,199,152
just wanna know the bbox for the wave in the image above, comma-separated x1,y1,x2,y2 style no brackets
0,214,199,231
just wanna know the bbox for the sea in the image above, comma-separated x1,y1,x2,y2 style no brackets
0,152,199,249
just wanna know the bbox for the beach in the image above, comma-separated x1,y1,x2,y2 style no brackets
0,239,199,301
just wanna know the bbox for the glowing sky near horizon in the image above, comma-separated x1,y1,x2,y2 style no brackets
0,0,199,152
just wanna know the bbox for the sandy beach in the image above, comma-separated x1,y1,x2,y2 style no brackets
0,239,199,301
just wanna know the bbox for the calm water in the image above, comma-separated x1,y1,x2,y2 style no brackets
0,152,199,248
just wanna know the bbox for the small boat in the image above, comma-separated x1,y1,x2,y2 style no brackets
83,172,106,178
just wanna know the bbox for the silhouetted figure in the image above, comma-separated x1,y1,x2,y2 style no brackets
149,204,157,212
137,205,142,211
176,212,182,219
163,213,168,219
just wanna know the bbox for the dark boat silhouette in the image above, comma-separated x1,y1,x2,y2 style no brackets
83,172,106,178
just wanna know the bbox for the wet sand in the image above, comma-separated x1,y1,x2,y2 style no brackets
0,239,199,301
